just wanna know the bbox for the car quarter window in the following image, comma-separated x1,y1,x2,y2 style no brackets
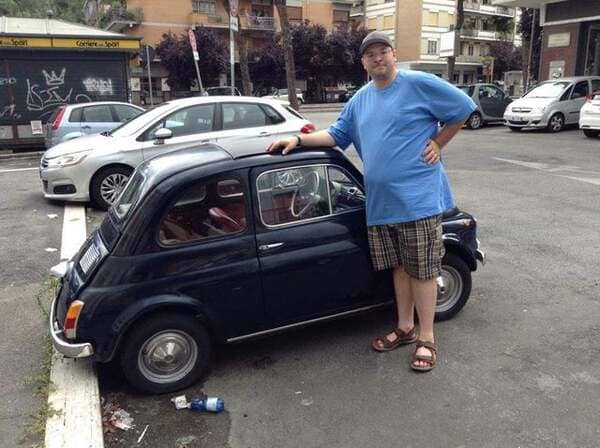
256,165,364,227
571,81,589,99
261,104,285,124
592,79,600,94
159,177,247,245
222,103,269,130
81,105,114,123
147,104,215,140
114,105,141,122
68,108,82,122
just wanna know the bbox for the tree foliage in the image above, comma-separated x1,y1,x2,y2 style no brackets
155,27,228,91
489,41,522,79
0,0,84,23
518,7,542,82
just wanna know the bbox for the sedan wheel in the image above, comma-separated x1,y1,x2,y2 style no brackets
120,313,211,394
435,252,472,321
547,113,565,132
466,112,483,130
90,166,132,210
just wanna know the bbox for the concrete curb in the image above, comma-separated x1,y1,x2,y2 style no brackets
45,204,103,448
0,150,44,160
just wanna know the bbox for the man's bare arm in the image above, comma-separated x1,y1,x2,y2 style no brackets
267,130,337,155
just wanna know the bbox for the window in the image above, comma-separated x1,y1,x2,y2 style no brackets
571,81,589,99
68,108,82,122
429,12,439,26
81,105,113,123
328,166,365,213
261,105,285,124
591,79,600,94
222,103,269,129
146,104,215,139
192,0,216,14
427,40,438,55
257,166,330,226
114,105,141,123
367,17,377,30
383,15,394,29
159,177,246,245
479,85,502,99
468,45,474,56
333,10,349,23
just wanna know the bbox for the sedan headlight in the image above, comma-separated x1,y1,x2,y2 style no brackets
45,150,91,168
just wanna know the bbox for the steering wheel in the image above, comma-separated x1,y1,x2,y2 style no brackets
290,171,321,218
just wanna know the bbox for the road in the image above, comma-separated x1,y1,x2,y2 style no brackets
1,117,599,447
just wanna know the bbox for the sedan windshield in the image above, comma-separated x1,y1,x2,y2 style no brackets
524,81,571,99
109,102,175,137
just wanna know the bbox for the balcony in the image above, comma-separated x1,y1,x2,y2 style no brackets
102,8,143,32
456,55,483,63
464,2,515,17
239,14,275,31
350,4,364,17
460,28,513,41
190,12,229,28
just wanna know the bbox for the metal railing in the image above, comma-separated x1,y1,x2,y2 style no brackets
239,14,275,30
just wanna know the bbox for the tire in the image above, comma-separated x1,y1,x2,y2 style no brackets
508,126,522,132
435,252,472,321
583,129,600,138
547,113,565,133
90,165,132,210
120,313,211,394
466,111,483,130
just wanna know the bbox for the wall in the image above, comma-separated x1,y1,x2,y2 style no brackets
539,22,580,79
394,0,422,61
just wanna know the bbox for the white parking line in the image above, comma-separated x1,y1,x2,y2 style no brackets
494,157,600,186
45,204,104,448
0,167,38,173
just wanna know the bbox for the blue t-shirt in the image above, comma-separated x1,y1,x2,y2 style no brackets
328,70,476,226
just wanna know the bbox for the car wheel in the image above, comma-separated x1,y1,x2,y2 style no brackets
508,126,522,132
120,313,211,394
466,112,483,130
90,165,132,210
547,113,565,132
583,129,599,138
435,252,472,321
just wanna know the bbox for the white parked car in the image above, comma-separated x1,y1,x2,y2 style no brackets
504,76,600,132
262,88,304,104
40,96,315,209
579,90,600,138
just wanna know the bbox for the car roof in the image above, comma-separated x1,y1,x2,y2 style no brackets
159,95,285,107
65,101,143,109
541,76,600,83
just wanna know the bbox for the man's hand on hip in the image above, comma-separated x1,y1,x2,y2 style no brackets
422,139,441,165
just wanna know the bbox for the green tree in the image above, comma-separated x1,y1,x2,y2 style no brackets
0,0,85,23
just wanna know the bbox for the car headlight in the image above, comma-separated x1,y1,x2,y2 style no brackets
45,150,91,168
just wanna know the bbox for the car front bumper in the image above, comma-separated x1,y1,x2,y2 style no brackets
49,295,94,358
39,163,91,202
504,112,547,129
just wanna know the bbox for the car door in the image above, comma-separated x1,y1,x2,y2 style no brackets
80,104,116,135
252,162,385,327
567,81,589,124
478,85,500,120
141,103,220,161
215,102,288,142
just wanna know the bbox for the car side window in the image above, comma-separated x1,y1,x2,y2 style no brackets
159,177,246,245
114,105,141,122
328,166,365,213
490,86,504,99
81,105,114,123
571,81,589,100
257,166,330,226
147,104,215,139
68,108,82,122
591,80,600,94
560,86,573,101
222,103,268,130
261,105,285,124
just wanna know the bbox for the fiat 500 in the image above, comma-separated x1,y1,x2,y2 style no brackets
49,142,485,394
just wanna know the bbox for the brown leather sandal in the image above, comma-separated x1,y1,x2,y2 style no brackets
411,340,437,372
371,327,417,352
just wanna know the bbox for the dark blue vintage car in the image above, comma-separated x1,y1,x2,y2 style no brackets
49,142,485,394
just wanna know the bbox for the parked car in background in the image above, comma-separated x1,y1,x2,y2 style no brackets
49,141,485,394
504,76,600,132
205,86,241,96
339,86,359,102
40,96,315,209
262,88,305,104
457,83,513,129
45,102,144,148
579,90,600,137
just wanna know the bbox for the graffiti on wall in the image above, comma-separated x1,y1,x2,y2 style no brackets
83,77,114,95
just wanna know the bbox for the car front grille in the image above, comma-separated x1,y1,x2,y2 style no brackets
511,107,532,113
508,120,529,125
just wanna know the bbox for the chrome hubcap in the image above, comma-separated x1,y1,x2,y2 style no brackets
436,266,463,313
100,173,129,205
550,116,563,131
138,330,198,384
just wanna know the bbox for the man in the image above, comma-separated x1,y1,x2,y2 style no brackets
267,31,475,372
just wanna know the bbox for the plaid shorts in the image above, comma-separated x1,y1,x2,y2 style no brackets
367,214,444,280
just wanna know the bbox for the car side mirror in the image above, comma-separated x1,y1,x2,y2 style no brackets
154,128,173,144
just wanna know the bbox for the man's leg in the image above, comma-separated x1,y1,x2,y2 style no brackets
393,266,415,333
410,276,437,368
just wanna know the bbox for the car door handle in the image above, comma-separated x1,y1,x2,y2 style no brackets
81,125,91,130
199,139,210,143
258,132,271,136
259,242,284,251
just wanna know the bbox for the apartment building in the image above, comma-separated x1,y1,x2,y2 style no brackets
494,0,600,80
364,0,517,83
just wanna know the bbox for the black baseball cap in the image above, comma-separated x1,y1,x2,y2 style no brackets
359,31,393,56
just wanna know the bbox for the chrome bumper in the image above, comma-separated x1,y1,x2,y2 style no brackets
476,238,486,266
49,296,94,358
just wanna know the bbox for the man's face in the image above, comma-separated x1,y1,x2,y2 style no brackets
361,43,396,80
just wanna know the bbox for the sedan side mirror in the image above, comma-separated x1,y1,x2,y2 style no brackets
154,128,173,144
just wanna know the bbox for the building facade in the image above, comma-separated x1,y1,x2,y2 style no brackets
494,0,600,81
364,0,517,83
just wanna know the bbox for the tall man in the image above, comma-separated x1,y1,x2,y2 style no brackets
267,31,476,371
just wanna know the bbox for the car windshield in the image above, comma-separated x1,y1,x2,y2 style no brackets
524,81,571,98
109,103,175,137
112,169,147,221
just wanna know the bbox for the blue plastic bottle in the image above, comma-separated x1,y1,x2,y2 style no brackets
190,397,225,413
